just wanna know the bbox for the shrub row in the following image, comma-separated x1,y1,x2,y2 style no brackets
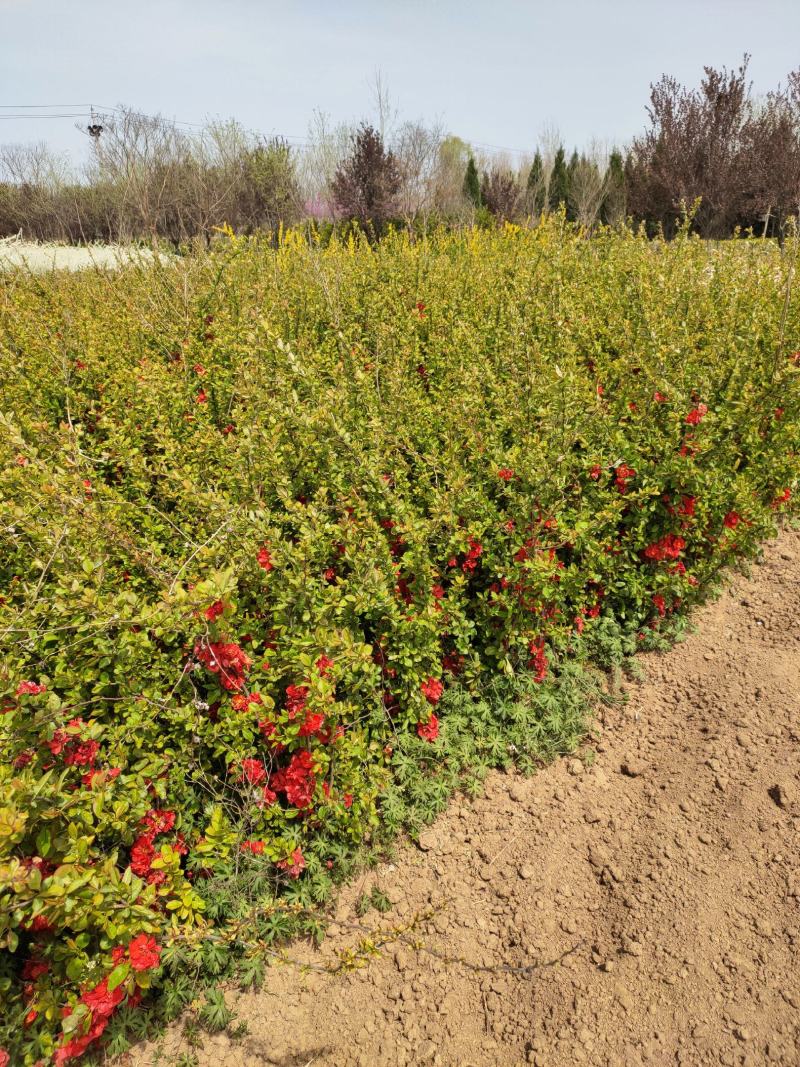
0,220,798,1063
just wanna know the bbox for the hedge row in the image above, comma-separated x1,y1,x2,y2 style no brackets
0,220,798,1063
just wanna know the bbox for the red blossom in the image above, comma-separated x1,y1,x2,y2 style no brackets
142,809,175,835
285,684,310,718
417,713,439,742
240,758,267,785
231,691,263,712
298,710,326,737
316,655,335,677
527,638,548,683
16,680,47,696
677,495,696,517
685,403,708,426
462,537,483,574
257,545,273,571
277,847,305,878
653,391,668,403
641,534,686,562
614,464,636,494
205,599,225,622
723,511,741,529
196,389,207,403
589,465,602,480
497,468,515,481
128,933,161,971
652,594,667,617
270,749,316,808
241,839,266,854
130,834,156,877
772,488,792,509
195,639,252,691
420,676,443,704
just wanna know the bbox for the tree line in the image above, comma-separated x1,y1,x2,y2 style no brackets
1,56,799,244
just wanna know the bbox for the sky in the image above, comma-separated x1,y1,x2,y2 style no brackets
2,0,800,166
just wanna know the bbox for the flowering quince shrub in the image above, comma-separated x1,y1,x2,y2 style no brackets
0,219,798,1062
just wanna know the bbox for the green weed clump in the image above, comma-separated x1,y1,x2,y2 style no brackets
0,220,798,1063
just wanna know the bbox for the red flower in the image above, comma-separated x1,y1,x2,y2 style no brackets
285,684,310,718
723,511,741,529
614,464,636,494
589,465,602,480
299,710,326,738
527,638,548,683
231,691,263,712
775,407,784,419
462,537,483,574
193,363,205,375
678,495,696,517
270,749,316,808
17,680,47,696
653,390,667,403
497,468,515,481
240,758,267,785
652,593,667,617
194,640,252,691
420,676,443,704
685,403,708,426
130,834,156,877
82,975,125,1017
277,847,305,878
343,793,353,808
257,545,273,571
596,384,605,397
204,599,225,622
128,933,161,971
316,655,334,677
417,713,439,742
641,534,686,562
241,839,265,855
111,946,126,965
772,488,792,509
142,809,176,834
431,584,445,600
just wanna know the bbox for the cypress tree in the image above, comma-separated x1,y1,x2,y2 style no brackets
548,146,569,211
565,151,580,220
601,149,626,225
463,157,481,207
527,150,545,214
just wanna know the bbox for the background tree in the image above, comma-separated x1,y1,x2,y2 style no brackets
480,166,520,220
601,149,626,225
462,156,481,208
549,146,570,212
331,122,401,233
526,150,546,216
568,153,607,228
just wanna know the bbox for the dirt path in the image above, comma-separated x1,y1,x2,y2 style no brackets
129,529,800,1067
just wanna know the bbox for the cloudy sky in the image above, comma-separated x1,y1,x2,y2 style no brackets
2,0,800,164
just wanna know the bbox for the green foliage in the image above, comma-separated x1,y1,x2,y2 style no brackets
527,151,546,215
462,157,481,207
0,221,798,1062
549,146,570,211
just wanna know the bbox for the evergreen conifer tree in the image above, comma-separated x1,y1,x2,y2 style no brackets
463,157,481,207
527,151,545,214
548,147,570,211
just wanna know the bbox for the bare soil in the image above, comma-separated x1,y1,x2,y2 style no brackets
128,528,800,1067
